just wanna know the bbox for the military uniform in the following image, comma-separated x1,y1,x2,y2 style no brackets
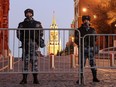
75,15,100,83
17,18,43,72
17,8,43,84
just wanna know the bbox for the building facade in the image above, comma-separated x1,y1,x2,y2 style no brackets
74,0,100,28
74,0,116,48
0,0,9,57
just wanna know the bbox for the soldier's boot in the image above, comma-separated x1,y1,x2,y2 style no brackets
76,73,84,84
92,69,100,82
33,74,39,84
76,80,79,84
20,74,27,84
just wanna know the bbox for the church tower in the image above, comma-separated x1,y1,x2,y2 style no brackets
47,11,61,55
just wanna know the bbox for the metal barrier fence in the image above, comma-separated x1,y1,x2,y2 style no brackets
82,34,116,84
2,28,116,85
0,28,80,74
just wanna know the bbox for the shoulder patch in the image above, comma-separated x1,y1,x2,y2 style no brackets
18,22,24,28
36,23,41,27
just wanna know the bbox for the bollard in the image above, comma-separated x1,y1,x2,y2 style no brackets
4,50,7,58
75,55,78,66
70,54,76,68
74,46,78,55
110,53,115,67
74,46,78,66
9,53,13,70
50,54,55,69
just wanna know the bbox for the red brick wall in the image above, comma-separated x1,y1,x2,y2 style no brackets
0,0,9,55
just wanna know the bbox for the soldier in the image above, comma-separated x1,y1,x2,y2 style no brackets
17,8,43,84
75,15,100,83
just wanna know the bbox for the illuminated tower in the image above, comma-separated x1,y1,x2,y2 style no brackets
47,11,61,55
70,19,75,36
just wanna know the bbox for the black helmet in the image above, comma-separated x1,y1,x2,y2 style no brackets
82,15,90,22
24,8,34,16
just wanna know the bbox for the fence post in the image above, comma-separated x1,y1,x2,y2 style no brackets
110,53,115,66
4,50,7,58
78,37,84,85
9,53,13,70
70,54,76,68
50,54,55,69
74,46,78,66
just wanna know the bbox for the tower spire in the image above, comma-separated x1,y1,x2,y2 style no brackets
50,11,58,29
48,11,61,55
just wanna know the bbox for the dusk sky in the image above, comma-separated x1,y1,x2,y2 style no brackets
9,0,74,28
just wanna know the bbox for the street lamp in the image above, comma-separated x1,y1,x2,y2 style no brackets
111,21,116,29
115,24,116,27
82,8,87,12
93,15,97,19
111,21,116,33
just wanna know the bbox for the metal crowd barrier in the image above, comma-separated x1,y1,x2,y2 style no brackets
82,34,116,84
0,28,80,74
1,28,116,85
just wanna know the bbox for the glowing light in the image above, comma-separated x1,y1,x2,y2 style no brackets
82,8,87,12
93,15,97,19
72,37,74,42
115,24,116,27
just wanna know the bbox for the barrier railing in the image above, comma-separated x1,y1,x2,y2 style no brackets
1,28,116,85
82,34,116,84
0,28,80,74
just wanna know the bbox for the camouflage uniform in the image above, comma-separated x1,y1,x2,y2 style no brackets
75,15,100,83
17,8,43,84
17,18,43,72
22,40,39,72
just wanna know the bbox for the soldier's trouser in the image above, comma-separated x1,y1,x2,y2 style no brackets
80,47,97,78
22,40,39,72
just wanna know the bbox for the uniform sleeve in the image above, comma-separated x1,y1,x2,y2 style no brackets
93,29,97,34
74,29,79,45
36,22,43,37
36,22,43,28
18,23,23,28
92,28,97,42
17,22,24,41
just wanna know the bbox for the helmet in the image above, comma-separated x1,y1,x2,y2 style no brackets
24,8,34,16
82,15,90,22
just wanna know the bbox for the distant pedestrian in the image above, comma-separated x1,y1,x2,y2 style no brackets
65,36,77,55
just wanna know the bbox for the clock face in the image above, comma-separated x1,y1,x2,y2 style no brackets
50,32,58,40
52,35,56,39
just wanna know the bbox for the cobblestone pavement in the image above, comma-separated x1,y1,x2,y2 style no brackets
0,68,116,87
0,56,116,87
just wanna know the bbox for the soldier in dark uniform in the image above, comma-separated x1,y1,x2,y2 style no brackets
17,8,43,84
75,15,100,83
